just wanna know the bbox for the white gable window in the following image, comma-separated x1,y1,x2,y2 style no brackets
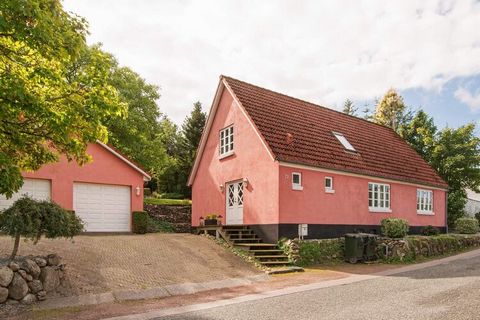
368,182,391,212
333,132,356,152
417,189,434,214
219,125,234,157
292,172,303,190
325,177,334,193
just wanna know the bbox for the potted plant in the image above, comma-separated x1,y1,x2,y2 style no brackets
204,214,219,226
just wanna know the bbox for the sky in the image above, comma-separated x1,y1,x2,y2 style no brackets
62,0,480,130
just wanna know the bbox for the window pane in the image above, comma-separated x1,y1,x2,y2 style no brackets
293,174,300,184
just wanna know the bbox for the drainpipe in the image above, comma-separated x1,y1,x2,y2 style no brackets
445,190,449,234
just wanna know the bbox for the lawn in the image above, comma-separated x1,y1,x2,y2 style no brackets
144,198,192,205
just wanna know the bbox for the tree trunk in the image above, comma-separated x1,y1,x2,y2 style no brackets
10,233,20,261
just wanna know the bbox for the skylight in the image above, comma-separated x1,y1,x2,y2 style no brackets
333,132,356,152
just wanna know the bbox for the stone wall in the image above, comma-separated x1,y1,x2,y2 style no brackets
145,204,191,233
0,254,64,305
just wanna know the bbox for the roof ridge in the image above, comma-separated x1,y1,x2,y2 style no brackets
220,75,395,133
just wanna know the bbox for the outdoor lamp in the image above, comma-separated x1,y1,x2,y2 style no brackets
135,186,141,196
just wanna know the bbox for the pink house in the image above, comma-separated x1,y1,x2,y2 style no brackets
188,76,448,242
0,143,150,232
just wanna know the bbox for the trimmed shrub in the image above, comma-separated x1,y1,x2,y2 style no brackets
132,211,149,234
422,225,440,236
296,238,344,266
381,218,409,238
455,217,479,234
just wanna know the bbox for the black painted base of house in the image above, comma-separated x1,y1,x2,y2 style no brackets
249,224,447,243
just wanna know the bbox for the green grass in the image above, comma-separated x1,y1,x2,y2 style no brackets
144,198,191,205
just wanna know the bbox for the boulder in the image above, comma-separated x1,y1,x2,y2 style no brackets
8,262,19,272
28,280,43,294
37,290,47,301
18,269,33,282
47,254,61,266
22,259,41,279
21,293,37,305
8,273,28,300
40,266,60,293
34,257,47,267
0,287,8,303
0,266,14,287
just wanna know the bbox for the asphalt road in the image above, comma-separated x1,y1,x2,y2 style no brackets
156,254,480,320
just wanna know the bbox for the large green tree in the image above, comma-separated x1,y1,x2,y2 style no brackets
399,110,437,160
0,0,125,197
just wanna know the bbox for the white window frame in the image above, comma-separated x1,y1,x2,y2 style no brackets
368,182,391,212
325,177,334,193
292,172,303,190
219,125,234,158
332,132,356,152
417,189,434,215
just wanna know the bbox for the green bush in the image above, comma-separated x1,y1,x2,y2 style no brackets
160,193,185,199
144,198,191,206
455,217,479,234
144,188,152,197
296,238,344,266
381,218,409,238
132,211,149,234
475,212,480,224
0,196,84,260
422,225,440,236
147,219,174,233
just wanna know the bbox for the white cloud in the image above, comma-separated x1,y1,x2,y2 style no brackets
454,87,480,112
62,0,480,123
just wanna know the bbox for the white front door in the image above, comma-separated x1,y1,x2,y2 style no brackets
226,181,244,225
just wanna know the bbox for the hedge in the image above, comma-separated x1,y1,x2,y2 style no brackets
294,238,344,266
132,211,149,234
455,217,479,234
381,218,409,238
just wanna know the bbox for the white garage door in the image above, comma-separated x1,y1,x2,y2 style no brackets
0,179,51,210
73,183,131,232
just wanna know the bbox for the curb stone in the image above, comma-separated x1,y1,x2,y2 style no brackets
36,273,269,309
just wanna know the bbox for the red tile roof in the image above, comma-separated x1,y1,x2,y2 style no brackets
222,76,448,189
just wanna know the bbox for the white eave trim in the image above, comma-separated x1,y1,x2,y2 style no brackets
279,161,448,191
97,141,151,181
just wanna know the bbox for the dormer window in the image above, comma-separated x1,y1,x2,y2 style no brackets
219,125,234,158
333,132,356,152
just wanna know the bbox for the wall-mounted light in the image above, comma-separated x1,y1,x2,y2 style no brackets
243,178,249,188
219,184,224,192
135,186,141,196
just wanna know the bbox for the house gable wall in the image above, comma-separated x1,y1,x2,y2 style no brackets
191,88,278,226
22,143,145,212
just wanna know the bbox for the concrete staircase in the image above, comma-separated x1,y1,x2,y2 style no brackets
221,226,290,267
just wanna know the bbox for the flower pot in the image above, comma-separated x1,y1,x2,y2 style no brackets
204,219,218,226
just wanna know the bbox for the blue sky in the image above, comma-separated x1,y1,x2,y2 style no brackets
62,0,480,133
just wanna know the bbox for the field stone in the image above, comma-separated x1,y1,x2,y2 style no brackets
5,299,19,305
8,262,20,272
0,287,8,303
47,254,61,266
37,290,47,301
8,273,28,300
18,269,33,282
22,259,41,278
34,257,47,267
0,266,14,287
28,280,43,294
40,266,60,292
21,293,37,305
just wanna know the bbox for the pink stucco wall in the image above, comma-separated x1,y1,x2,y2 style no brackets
22,143,145,216
191,87,279,226
279,165,446,227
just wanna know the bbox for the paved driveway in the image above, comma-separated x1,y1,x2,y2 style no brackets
0,234,260,296
156,252,480,320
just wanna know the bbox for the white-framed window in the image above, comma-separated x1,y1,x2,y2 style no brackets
417,189,434,214
368,182,391,212
292,172,303,190
219,125,234,157
333,132,356,152
325,177,334,193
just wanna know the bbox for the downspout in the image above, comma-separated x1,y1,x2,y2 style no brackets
445,189,449,234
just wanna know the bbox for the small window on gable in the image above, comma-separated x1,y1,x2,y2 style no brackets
325,177,334,193
219,125,234,157
292,172,303,190
333,132,356,152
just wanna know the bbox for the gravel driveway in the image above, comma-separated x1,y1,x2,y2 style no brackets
0,234,260,296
